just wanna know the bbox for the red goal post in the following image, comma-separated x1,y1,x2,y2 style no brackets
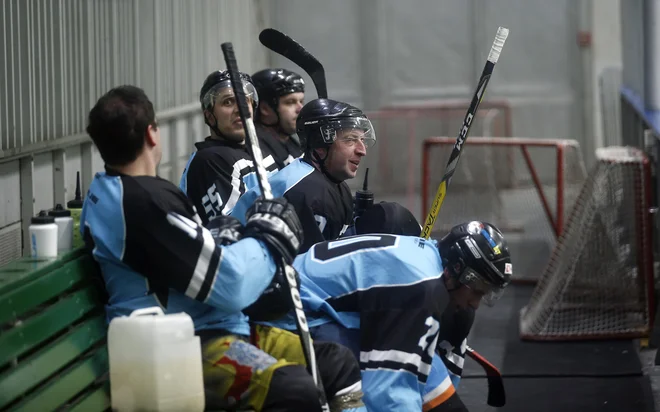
421,137,588,284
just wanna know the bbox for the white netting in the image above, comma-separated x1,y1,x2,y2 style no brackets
519,146,654,340
422,137,588,283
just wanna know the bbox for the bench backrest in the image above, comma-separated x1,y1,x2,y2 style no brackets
0,249,111,411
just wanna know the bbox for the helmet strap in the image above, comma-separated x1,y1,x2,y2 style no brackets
204,111,228,142
311,149,342,184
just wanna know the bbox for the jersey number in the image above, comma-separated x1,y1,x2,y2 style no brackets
418,316,441,359
312,234,398,262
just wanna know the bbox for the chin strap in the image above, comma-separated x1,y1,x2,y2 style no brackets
310,150,342,184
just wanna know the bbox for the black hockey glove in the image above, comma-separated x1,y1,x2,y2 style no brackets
207,215,244,246
242,264,300,321
243,197,304,265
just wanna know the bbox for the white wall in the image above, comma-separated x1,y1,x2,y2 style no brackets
591,0,623,150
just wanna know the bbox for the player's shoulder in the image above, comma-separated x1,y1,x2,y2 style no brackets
124,175,192,216
191,139,245,165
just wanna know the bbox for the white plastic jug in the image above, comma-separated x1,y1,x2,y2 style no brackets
108,307,205,412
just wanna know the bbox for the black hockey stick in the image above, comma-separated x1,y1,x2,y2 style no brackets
259,28,328,99
221,42,330,412
465,345,505,407
420,27,509,238
419,27,509,407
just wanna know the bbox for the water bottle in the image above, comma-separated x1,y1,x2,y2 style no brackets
67,171,84,248
108,307,205,412
29,211,58,258
48,204,74,252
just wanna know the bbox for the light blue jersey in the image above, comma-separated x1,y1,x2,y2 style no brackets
269,234,452,411
81,170,277,336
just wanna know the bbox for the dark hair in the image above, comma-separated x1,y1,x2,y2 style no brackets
86,85,157,166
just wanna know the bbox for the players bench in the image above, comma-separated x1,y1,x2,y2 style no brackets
0,248,253,411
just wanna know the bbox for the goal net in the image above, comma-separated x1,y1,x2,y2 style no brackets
519,146,654,340
421,137,588,284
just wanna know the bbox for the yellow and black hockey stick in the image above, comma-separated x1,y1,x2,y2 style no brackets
420,27,509,238
420,27,509,408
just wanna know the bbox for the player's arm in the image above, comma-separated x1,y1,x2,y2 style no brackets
284,190,326,253
181,151,238,223
353,277,446,412
120,182,301,313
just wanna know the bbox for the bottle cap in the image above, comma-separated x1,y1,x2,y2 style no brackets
32,210,56,224
48,203,72,217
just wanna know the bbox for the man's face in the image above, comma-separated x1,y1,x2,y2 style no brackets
206,88,254,143
319,128,368,181
277,92,304,135
444,269,485,311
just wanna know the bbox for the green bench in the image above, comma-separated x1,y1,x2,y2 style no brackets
0,250,257,412
0,248,110,411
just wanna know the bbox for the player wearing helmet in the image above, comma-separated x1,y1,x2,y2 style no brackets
179,70,281,224
265,220,513,412
252,68,305,167
231,98,375,253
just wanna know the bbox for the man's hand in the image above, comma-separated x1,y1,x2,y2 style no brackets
243,197,304,264
207,215,244,246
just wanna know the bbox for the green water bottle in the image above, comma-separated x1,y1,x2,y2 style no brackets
67,171,84,248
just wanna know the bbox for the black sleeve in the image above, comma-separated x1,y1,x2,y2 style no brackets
357,279,447,382
183,151,237,225
120,177,269,312
284,190,326,254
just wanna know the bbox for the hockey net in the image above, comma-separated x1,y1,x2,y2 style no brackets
519,146,654,340
421,137,588,283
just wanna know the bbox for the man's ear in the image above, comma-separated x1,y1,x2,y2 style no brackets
203,109,215,125
260,103,275,119
145,124,158,147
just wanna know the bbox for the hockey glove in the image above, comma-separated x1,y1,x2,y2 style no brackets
243,197,304,265
243,264,300,321
207,215,244,246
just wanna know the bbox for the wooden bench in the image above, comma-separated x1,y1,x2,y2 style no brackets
0,250,256,412
0,248,110,411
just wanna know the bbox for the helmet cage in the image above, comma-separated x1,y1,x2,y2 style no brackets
314,117,376,147
201,77,259,111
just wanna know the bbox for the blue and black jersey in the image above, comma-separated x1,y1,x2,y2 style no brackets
268,234,450,411
81,168,277,336
230,158,353,253
179,137,279,224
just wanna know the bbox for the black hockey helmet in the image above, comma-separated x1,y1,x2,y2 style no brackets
438,221,512,305
252,68,305,110
199,70,259,112
296,98,376,151
355,201,421,237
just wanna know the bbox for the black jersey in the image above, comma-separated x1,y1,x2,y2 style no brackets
81,168,277,336
256,125,303,169
231,158,354,253
179,137,279,225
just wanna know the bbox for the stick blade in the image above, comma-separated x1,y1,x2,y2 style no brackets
259,28,328,99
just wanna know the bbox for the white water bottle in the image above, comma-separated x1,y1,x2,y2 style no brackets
29,211,58,258
48,204,74,252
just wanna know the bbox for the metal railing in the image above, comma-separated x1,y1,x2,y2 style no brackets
0,0,268,264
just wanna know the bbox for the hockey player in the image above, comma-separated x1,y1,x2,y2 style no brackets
262,220,513,411
82,85,365,412
179,70,281,225
252,68,305,167
230,98,375,253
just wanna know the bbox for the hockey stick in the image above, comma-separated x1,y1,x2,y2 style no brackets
420,26,509,238
259,28,328,99
465,345,505,407
221,43,330,412
419,27,509,407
